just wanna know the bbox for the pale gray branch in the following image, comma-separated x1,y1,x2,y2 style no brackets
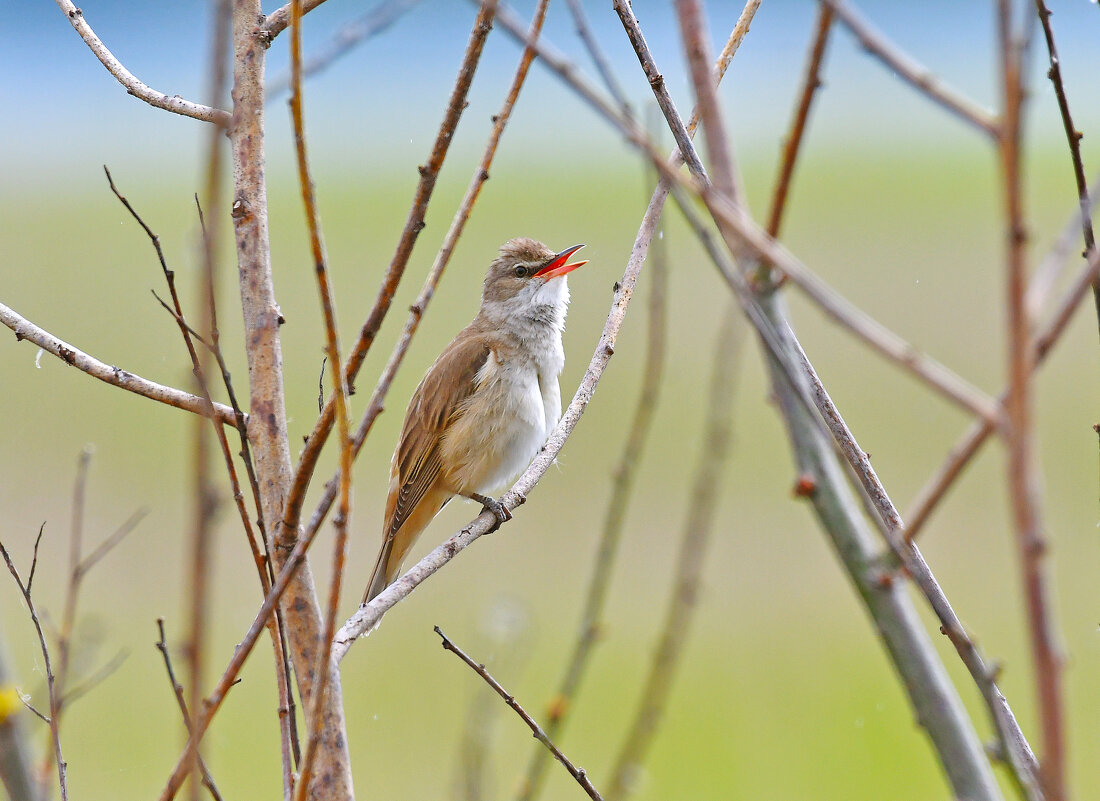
0,301,239,426
53,0,229,125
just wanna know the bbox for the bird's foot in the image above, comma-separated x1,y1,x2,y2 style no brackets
468,492,512,525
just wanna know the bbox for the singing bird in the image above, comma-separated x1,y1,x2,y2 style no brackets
363,238,589,603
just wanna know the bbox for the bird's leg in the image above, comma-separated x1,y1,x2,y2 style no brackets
464,492,512,525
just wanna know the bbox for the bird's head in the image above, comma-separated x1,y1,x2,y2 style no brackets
480,238,587,321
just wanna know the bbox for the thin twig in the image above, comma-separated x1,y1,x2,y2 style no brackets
283,0,499,534
58,648,128,708
267,0,426,100
0,301,238,426
998,6,1063,799
517,172,669,801
565,0,631,117
435,627,604,801
766,4,834,241
906,244,1100,540
606,308,740,801
287,0,354,796
52,0,229,125
0,539,69,801
75,508,147,583
822,0,998,138
155,621,224,801
302,0,547,544
1033,0,1099,336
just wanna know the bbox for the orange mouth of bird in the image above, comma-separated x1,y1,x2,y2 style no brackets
534,244,588,280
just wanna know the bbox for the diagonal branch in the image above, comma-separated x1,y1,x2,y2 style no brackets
0,301,238,426
435,627,604,801
1032,0,1100,336
53,0,229,126
821,0,998,138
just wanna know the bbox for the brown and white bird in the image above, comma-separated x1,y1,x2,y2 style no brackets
363,238,588,603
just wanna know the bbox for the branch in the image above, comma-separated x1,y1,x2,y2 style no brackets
906,244,1100,540
565,0,631,117
283,0,499,534
605,308,740,801
155,621,224,801
266,0,426,100
1032,0,1100,336
766,4,834,240
0,301,239,426
822,0,998,138
998,7,1064,798
260,0,329,43
287,0,354,796
434,627,604,801
52,0,229,125
0,538,69,801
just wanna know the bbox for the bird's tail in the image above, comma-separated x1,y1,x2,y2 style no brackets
363,538,393,605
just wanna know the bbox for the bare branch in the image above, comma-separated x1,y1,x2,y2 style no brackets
998,7,1064,798
565,0,632,116
0,301,239,426
261,0,329,43
155,621,224,801
287,0,354,796
267,0,426,100
1033,0,1100,335
0,538,69,801
822,0,998,138
766,4,834,240
435,627,604,801
906,244,1100,540
52,0,229,125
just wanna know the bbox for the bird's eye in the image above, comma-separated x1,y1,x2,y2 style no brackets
513,264,528,278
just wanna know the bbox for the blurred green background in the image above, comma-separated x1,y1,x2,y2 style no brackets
2,2,1098,800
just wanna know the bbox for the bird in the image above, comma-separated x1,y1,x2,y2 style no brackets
362,238,589,604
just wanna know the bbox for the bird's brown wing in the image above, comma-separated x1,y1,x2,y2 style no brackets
385,334,493,538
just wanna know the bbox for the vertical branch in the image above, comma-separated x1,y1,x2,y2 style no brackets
224,0,353,798
0,637,37,801
287,0,354,797
998,4,1064,800
54,447,93,729
188,3,231,798
604,309,739,801
1032,0,1099,335
0,536,68,801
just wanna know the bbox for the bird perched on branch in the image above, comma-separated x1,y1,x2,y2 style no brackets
363,238,588,604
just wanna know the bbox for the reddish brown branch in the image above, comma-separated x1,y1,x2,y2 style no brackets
287,0,354,796
998,7,1064,798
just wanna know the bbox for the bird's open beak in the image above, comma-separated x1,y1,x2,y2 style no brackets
534,244,588,280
